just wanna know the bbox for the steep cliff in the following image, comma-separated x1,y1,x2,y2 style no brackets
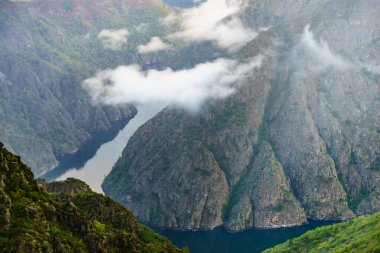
103,0,380,231
0,142,186,252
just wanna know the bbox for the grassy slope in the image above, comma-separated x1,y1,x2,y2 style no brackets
0,142,187,252
265,213,380,253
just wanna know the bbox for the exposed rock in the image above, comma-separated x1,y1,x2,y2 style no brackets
40,177,92,196
225,142,307,230
103,0,379,231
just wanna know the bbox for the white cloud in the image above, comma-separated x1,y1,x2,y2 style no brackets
135,23,148,32
167,0,256,51
98,29,129,51
359,63,380,75
83,33,91,40
300,25,353,70
82,56,263,111
367,65,380,74
137,37,171,54
259,26,272,32
0,71,6,80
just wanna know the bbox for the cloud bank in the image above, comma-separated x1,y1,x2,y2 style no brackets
137,37,171,54
300,25,353,70
167,0,256,51
98,29,129,51
83,57,262,111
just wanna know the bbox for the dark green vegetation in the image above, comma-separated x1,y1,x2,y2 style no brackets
0,142,186,252
265,213,380,253
103,0,380,231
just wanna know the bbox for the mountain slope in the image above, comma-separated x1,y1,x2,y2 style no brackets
0,142,186,252
162,0,197,8
103,0,380,231
0,0,172,175
264,212,380,253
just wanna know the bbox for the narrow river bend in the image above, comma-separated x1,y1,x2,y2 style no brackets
42,105,164,193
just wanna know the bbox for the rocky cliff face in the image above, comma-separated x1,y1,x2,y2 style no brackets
103,0,380,231
0,142,186,252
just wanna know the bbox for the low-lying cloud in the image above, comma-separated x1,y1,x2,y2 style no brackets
300,25,353,70
0,71,6,80
83,56,262,111
167,0,256,51
137,37,171,54
98,29,129,51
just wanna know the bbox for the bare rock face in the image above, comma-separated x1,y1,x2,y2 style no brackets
225,142,307,230
39,178,92,196
103,30,281,231
103,0,379,231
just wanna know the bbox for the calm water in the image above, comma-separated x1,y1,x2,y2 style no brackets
156,220,337,253
41,105,164,193
41,104,338,253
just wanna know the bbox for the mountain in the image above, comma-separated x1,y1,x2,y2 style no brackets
264,212,380,253
0,0,171,175
0,142,186,252
103,0,380,231
162,0,197,8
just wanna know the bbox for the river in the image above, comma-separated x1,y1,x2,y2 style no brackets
157,220,337,252
42,104,164,193
41,104,339,253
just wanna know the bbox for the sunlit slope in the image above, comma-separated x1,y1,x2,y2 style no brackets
265,213,380,253
0,142,186,252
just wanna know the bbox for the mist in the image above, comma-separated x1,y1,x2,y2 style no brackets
166,0,256,51
82,57,263,111
300,25,353,70
137,37,171,54
98,29,129,51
